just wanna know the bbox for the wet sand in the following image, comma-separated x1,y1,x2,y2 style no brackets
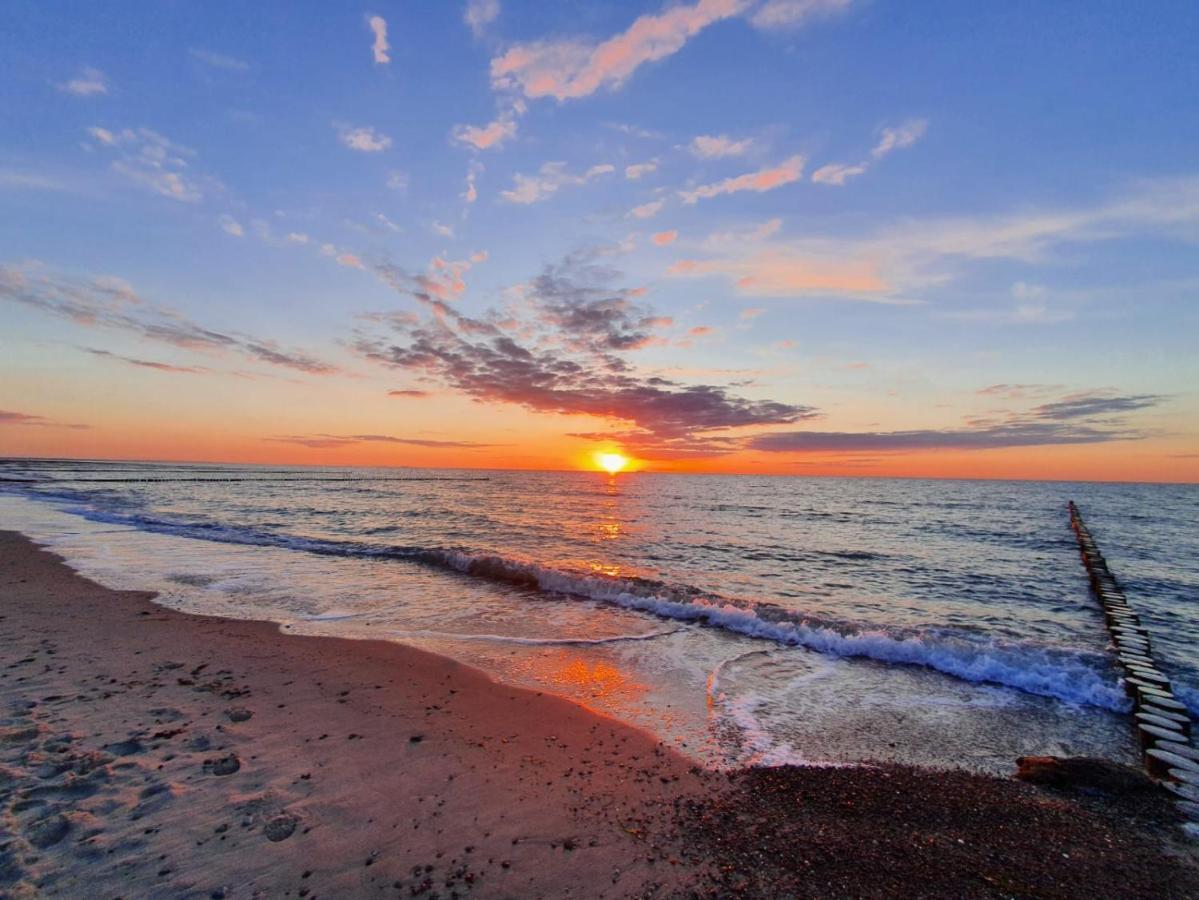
2,529,1197,898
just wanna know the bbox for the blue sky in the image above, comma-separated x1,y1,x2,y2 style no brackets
2,0,1197,478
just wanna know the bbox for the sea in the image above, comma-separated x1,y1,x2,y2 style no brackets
2,458,1195,775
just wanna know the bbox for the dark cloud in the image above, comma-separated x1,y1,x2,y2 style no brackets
2,265,338,375
266,434,498,449
387,389,430,398
1029,393,1162,421
356,249,812,454
975,383,1061,399
529,248,671,352
749,392,1164,454
0,409,89,429
84,347,211,374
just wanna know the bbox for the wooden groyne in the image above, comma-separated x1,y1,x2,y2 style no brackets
1068,501,1199,832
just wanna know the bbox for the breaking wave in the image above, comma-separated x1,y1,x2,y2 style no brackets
7,485,1134,713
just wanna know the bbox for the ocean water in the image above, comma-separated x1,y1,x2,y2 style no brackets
2,458,1195,774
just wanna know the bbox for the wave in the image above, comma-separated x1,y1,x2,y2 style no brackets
6,485,1136,713
383,627,680,646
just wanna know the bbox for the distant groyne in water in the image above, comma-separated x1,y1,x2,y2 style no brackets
1067,501,1199,834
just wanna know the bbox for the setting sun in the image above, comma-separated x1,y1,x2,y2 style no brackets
595,452,630,474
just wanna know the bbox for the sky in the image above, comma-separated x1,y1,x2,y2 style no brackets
1,0,1197,481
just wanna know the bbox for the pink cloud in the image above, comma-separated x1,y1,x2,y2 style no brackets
679,155,805,204
490,0,747,101
668,252,889,297
452,114,518,151
812,162,868,186
652,229,678,246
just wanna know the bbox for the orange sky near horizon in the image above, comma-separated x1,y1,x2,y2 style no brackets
3,422,1196,484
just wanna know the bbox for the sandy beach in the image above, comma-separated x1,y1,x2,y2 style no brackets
2,529,1197,899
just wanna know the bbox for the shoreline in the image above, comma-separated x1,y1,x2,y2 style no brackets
2,529,1197,897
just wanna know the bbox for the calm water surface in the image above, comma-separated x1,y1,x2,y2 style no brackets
2,459,1195,773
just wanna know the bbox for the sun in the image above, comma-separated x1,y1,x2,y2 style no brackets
595,452,630,474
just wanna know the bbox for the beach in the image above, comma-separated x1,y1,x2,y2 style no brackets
2,529,1198,898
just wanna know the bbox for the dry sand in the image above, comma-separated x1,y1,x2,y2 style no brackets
2,529,1197,898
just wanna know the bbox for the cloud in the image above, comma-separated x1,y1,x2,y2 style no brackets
463,161,482,203
57,67,108,97
679,154,805,203
0,170,69,192
369,251,486,304
1,263,338,375
367,15,391,64
464,0,501,38
0,410,89,429
188,49,250,71
811,162,868,186
83,347,211,374
500,160,615,204
452,111,519,151
872,118,928,159
337,124,392,152
354,247,811,453
749,391,1164,453
625,161,658,180
287,232,310,244
267,434,496,449
750,0,852,29
688,134,753,158
652,229,678,246
388,389,431,398
432,221,455,238
490,0,747,101
219,214,244,237
671,174,1199,300
629,198,665,219
976,384,1061,399
669,252,889,298
86,127,211,202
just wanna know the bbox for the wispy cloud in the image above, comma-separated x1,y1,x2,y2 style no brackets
811,162,868,186
629,198,665,219
873,118,928,159
452,106,521,151
337,124,392,152
86,127,212,202
749,391,1165,453
669,253,888,297
688,134,753,158
188,48,250,71
490,0,747,101
501,161,615,204
464,0,501,38
750,0,852,29
83,347,212,375
0,410,89,429
811,119,927,187
57,67,108,97
0,169,69,192
219,214,244,237
625,160,658,180
671,174,1199,300
367,15,391,64
652,229,678,246
267,434,497,449
388,389,431,398
679,154,805,204
1,263,338,375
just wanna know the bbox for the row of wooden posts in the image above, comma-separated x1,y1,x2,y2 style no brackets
1067,501,1198,826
